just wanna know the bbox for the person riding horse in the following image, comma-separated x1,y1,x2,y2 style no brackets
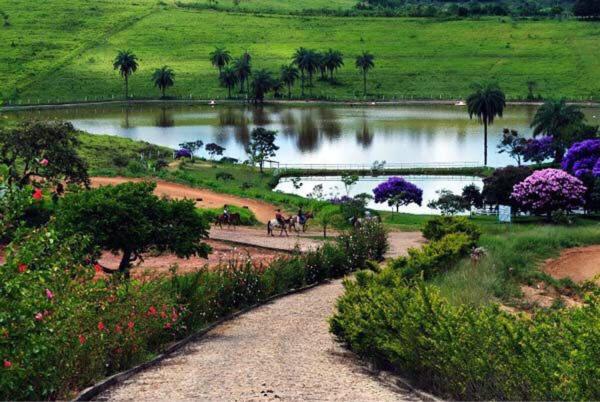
223,204,230,222
275,209,285,226
298,206,306,225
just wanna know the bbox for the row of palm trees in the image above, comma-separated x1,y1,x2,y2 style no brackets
209,47,375,99
113,50,175,98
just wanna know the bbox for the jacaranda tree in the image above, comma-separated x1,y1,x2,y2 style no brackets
54,182,211,277
561,139,600,178
522,136,555,164
511,168,586,218
372,176,422,212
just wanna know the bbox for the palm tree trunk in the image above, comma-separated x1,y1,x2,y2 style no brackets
228,86,231,98
161,87,165,98
363,70,367,97
301,72,305,97
125,75,129,100
288,83,291,99
484,120,488,166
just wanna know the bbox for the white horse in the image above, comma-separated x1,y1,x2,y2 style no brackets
267,217,290,237
288,212,314,233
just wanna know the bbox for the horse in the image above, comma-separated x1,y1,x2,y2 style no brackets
289,212,314,233
352,214,381,229
215,212,241,229
267,216,291,237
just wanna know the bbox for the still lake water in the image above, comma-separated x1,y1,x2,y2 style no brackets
275,175,484,215
4,103,599,167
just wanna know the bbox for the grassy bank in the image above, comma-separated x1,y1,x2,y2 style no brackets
2,1,599,103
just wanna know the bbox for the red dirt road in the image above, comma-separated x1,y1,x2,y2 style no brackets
544,245,600,284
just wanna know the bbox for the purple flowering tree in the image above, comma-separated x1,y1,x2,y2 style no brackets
372,177,422,213
175,148,192,159
522,136,555,164
561,139,600,179
511,168,587,218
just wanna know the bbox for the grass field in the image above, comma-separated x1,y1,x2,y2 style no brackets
2,1,599,104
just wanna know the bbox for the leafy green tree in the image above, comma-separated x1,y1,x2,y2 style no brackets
250,69,275,103
233,56,252,93
315,204,343,238
531,99,586,162
280,64,299,99
219,66,238,98
209,47,231,74
466,82,506,165
427,189,468,215
246,127,279,173
54,182,211,277
0,121,89,188
355,51,375,97
323,49,344,80
151,66,175,98
179,140,204,160
461,184,483,209
113,50,138,99
341,173,359,196
205,143,226,159
497,128,526,166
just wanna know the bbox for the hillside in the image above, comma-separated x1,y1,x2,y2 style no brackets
1,1,599,103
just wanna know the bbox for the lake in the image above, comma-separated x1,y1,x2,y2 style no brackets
275,175,484,215
3,103,599,167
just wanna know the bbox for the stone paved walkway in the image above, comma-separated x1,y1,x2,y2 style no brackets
96,279,422,401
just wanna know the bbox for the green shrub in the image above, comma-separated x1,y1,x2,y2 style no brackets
389,233,473,280
126,160,147,175
422,215,480,242
331,275,600,400
215,172,234,181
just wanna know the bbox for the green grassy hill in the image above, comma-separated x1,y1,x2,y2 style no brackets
2,1,599,103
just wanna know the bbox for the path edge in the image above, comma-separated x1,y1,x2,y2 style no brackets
71,280,326,401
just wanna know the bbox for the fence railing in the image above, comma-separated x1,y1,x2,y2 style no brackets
279,174,483,182
276,161,481,171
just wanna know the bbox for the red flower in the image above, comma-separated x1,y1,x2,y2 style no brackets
3,360,11,368
115,324,122,334
18,264,27,273
97,322,105,332
127,321,135,330
35,312,43,321
164,322,172,330
32,188,43,201
94,263,102,273
147,306,157,316
160,311,167,319
78,335,86,345
45,289,54,300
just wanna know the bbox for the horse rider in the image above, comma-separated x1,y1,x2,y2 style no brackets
298,206,305,225
223,204,230,222
275,209,285,226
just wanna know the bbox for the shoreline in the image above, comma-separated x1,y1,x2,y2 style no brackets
2,97,600,112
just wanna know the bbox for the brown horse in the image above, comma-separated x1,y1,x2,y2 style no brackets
215,212,241,229
289,212,314,233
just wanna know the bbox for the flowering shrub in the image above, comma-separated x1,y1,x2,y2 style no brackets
511,169,587,216
522,135,555,164
561,139,600,178
175,148,192,159
372,177,422,212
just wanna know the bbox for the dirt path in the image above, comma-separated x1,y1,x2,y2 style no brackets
96,278,422,401
91,177,278,223
544,245,600,284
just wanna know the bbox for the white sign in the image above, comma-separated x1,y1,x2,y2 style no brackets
498,205,512,223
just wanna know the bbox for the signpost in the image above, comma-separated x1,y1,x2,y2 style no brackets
498,205,512,223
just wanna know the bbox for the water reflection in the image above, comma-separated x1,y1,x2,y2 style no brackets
3,103,599,166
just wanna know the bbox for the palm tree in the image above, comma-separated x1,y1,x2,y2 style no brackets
466,82,506,166
151,66,175,98
355,52,374,97
323,49,344,80
280,65,299,99
209,47,231,74
304,50,319,89
316,51,327,80
233,56,251,93
219,66,238,98
531,99,585,162
250,69,274,104
113,50,138,100
292,47,309,97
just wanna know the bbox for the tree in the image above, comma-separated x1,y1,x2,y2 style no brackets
0,121,89,188
531,99,586,162
292,47,309,96
466,82,506,166
323,49,344,80
179,140,204,160
280,64,299,99
522,136,555,164
233,56,251,93
315,204,343,238
246,127,279,173
355,51,375,97
292,48,318,95
54,182,211,277
526,80,537,100
205,143,226,159
113,50,138,99
482,165,532,209
511,169,586,219
341,173,359,196
497,128,527,166
427,189,468,215
250,69,275,103
372,176,422,212
209,47,231,74
219,66,238,98
573,0,600,18
461,184,483,209
151,66,175,98
562,139,600,179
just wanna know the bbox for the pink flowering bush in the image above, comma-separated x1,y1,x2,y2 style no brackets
511,168,587,216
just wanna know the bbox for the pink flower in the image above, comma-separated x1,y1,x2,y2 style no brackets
3,360,11,368
32,188,43,201
35,312,43,321
115,324,122,334
164,322,172,330
39,159,49,167
127,321,135,330
45,289,54,300
94,263,102,273
18,264,27,273
97,322,105,332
